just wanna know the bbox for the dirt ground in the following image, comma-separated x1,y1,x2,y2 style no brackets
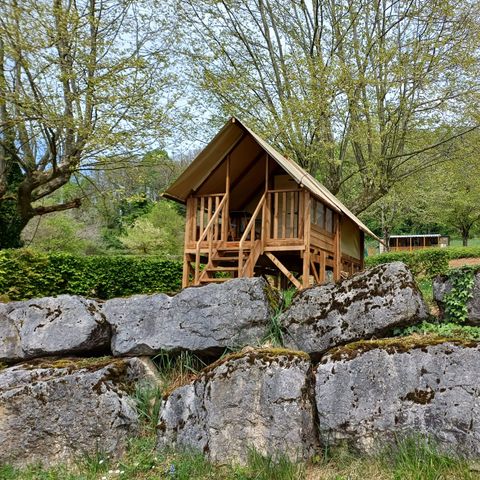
449,257,480,268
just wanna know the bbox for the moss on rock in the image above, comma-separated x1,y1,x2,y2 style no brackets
322,334,479,363
163,347,310,399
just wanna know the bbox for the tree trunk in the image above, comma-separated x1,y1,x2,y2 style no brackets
0,199,29,248
462,232,469,247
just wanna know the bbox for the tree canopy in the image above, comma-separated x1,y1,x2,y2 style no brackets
175,0,480,213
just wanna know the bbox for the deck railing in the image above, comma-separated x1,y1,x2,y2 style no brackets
268,189,301,240
188,193,227,244
239,192,266,275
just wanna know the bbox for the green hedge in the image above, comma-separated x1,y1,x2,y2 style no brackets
365,248,449,278
366,246,480,279
0,249,182,301
444,246,480,260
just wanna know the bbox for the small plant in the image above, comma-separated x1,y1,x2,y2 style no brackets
397,320,480,340
444,267,476,324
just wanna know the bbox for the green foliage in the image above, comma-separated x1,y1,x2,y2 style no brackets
443,267,477,324
23,214,103,256
365,249,449,278
445,246,480,259
382,435,474,480
119,200,184,258
0,433,476,480
397,321,480,340
0,249,182,300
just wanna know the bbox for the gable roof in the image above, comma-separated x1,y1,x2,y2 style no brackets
164,117,380,241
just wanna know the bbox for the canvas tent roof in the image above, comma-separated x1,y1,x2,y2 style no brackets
164,117,381,242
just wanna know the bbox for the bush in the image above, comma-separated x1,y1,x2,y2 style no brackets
365,249,449,278
445,246,480,260
0,249,182,300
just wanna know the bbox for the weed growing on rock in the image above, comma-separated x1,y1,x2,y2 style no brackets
133,381,162,432
398,321,480,340
152,350,206,397
264,288,297,347
444,267,477,324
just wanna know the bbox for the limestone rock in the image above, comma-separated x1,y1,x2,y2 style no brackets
280,262,428,357
433,273,480,325
0,356,156,467
157,349,318,465
103,277,276,356
0,296,110,363
315,337,480,456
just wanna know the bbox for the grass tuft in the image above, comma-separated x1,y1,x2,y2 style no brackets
382,435,474,480
263,287,297,347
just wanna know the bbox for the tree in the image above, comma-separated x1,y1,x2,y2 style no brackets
361,133,480,246
0,0,175,248
176,0,480,213
427,156,480,246
119,200,184,257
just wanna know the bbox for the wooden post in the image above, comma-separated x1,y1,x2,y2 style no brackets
360,230,365,270
262,154,269,242
222,155,230,242
320,251,326,283
302,190,311,288
334,213,341,281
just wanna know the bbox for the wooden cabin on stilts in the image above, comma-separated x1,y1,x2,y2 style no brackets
164,118,381,289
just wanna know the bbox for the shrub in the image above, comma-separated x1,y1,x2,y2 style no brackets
365,249,449,278
0,249,182,300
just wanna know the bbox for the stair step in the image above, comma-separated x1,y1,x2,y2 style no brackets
200,278,230,283
205,266,238,272
212,256,241,261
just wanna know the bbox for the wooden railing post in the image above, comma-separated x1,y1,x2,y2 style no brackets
194,193,228,285
239,192,266,277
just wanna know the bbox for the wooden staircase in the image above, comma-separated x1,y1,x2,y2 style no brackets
198,248,248,284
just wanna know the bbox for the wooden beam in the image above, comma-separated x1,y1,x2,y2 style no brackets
223,155,230,241
360,230,365,270
182,253,191,288
266,252,302,290
302,190,311,288
334,213,341,281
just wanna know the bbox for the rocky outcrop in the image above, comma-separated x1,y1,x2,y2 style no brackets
315,337,480,456
280,262,428,357
0,295,110,363
433,272,480,325
157,348,318,465
0,356,156,467
103,277,277,356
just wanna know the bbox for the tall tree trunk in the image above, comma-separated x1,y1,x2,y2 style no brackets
0,200,29,248
462,230,469,246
